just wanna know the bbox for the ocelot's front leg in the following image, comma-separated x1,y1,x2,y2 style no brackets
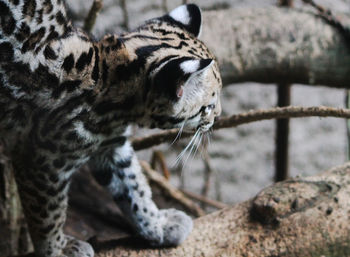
90,140,193,246
13,152,94,257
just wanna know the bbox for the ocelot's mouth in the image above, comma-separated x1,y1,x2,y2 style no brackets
198,121,214,132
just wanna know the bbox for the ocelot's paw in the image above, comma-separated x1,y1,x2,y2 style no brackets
61,236,94,257
153,208,193,247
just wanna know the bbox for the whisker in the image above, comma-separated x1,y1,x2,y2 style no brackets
206,131,211,146
194,132,204,156
172,129,199,167
183,130,201,167
169,121,186,148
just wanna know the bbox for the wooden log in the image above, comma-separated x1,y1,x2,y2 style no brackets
201,7,350,88
95,162,350,257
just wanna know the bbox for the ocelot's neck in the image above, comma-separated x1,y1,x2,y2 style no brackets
90,35,150,127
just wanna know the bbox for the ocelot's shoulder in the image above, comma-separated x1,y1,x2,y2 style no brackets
0,0,74,65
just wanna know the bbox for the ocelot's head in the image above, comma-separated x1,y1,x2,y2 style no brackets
125,4,222,132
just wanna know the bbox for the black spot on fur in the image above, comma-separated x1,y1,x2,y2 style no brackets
112,40,122,50
39,223,55,234
62,54,75,73
94,95,136,115
52,80,82,98
39,209,50,219
102,60,109,84
47,187,57,196
47,25,60,41
117,170,125,180
0,42,14,62
53,158,65,169
36,8,43,24
0,2,16,35
22,0,37,19
116,158,132,169
58,179,69,192
92,46,100,83
55,11,66,25
36,63,60,87
15,22,31,42
133,203,139,212
53,213,60,220
44,45,58,60
48,202,59,211
36,194,47,206
43,0,53,14
76,48,93,71
92,167,113,186
9,0,20,5
106,35,114,43
49,174,59,183
22,27,46,53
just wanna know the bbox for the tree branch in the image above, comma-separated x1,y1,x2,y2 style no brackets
140,161,206,217
95,163,350,257
181,190,228,210
132,105,350,150
201,7,350,88
83,0,103,33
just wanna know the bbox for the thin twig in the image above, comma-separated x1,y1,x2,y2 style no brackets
83,0,103,33
200,143,222,204
201,143,212,198
140,161,206,217
181,189,228,210
346,93,350,160
132,106,350,151
161,0,168,12
120,0,129,31
150,150,170,180
301,0,350,43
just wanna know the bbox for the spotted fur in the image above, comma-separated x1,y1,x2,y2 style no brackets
0,1,222,256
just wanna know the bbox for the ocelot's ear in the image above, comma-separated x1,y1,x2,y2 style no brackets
162,4,202,37
153,57,214,101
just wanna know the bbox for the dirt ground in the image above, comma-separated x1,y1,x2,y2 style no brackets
66,0,350,205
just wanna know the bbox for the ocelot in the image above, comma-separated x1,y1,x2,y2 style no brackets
0,1,222,256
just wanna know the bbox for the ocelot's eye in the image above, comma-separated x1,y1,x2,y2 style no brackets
207,104,215,110
203,104,215,116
